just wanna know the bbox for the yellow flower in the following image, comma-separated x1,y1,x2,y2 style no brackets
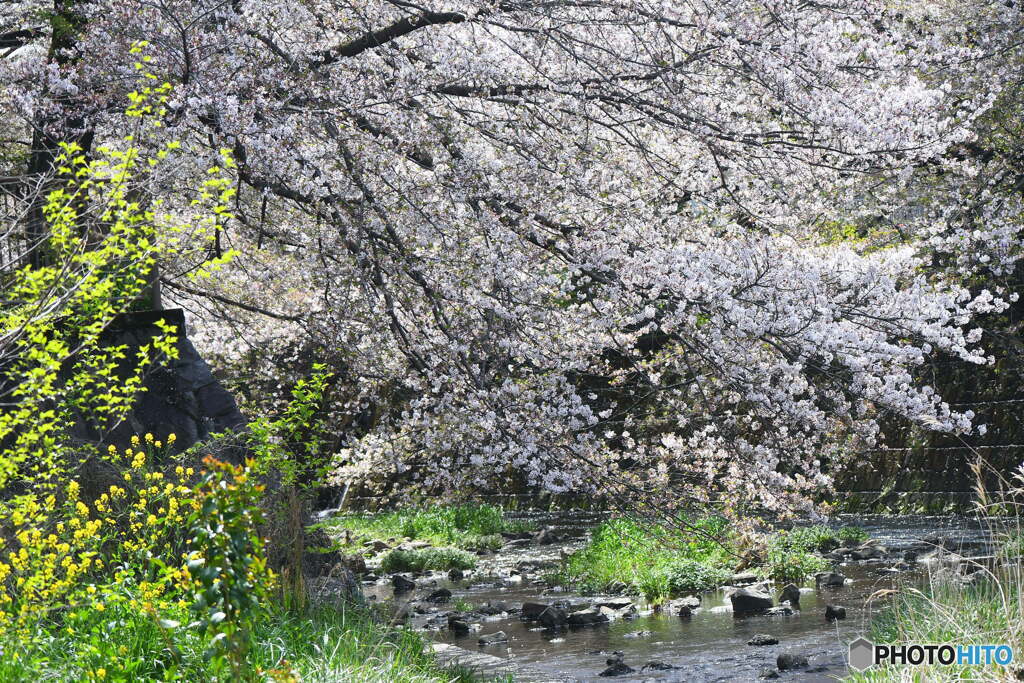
107,444,117,455
131,435,140,446
167,433,176,443
145,433,153,443
154,440,162,448
95,668,106,679
94,602,104,612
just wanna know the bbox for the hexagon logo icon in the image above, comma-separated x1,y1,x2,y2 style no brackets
849,637,875,672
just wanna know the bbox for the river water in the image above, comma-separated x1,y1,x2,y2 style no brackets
363,513,996,682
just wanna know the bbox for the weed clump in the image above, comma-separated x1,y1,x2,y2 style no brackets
380,548,478,573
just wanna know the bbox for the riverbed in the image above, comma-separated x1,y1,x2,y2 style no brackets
357,513,995,682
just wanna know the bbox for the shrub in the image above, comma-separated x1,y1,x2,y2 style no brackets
780,525,841,553
758,545,831,584
664,559,733,595
0,439,275,679
184,457,272,679
838,525,869,545
559,516,733,603
380,548,477,573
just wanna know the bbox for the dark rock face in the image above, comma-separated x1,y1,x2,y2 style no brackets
777,653,809,670
851,542,886,561
73,310,246,457
533,527,562,545
521,602,550,620
448,616,470,634
748,634,779,646
538,606,569,629
308,570,364,607
730,587,774,615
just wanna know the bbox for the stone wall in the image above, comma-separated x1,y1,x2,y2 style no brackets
71,308,246,455
836,276,1024,510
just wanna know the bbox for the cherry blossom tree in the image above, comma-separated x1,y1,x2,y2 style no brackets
2,0,1021,512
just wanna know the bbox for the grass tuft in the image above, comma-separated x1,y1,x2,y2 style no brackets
381,548,478,573
328,504,534,552
558,516,733,603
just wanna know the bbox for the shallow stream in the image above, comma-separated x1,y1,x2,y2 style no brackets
361,513,995,682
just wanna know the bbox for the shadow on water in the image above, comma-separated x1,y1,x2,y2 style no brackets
361,512,995,682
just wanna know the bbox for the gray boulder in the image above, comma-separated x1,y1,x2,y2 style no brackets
478,631,508,646
748,634,779,646
568,609,610,626
391,574,415,592
825,604,847,621
538,606,569,629
815,571,847,587
521,602,549,620
778,583,801,609
599,662,635,677
730,587,774,615
777,653,809,670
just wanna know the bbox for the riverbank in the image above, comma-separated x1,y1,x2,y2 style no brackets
0,601,478,682
847,522,1023,681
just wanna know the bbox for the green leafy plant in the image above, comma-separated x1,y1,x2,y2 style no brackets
185,457,273,681
757,545,831,584
838,525,869,545
248,365,334,610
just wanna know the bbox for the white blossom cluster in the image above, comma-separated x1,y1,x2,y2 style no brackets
2,0,1021,512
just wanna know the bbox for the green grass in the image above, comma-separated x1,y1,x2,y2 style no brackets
451,598,474,612
557,517,858,603
327,504,536,552
558,516,733,604
381,548,478,573
846,522,1024,682
847,568,1022,682
0,602,480,682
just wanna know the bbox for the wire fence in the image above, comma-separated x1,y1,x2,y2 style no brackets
0,191,31,274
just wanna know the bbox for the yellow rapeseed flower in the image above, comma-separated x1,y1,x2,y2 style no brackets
131,435,140,446
145,433,153,443
167,433,176,443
